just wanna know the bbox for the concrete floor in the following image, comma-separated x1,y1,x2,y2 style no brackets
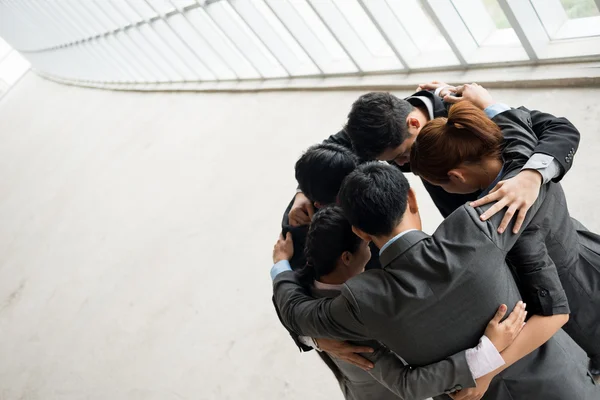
0,73,599,400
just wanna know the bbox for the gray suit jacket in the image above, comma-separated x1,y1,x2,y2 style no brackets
274,192,598,399
310,285,475,400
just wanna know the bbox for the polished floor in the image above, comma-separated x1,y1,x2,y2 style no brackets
0,73,599,399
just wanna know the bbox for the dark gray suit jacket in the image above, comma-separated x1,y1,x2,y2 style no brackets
310,285,475,400
274,191,598,399
490,109,600,364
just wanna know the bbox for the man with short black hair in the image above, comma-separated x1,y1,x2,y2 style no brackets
295,143,360,208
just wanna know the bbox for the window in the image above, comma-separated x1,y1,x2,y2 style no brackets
531,0,600,40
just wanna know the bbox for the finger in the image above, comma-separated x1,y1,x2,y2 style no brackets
504,301,524,325
489,181,504,194
293,211,311,226
479,198,509,221
454,84,465,95
279,232,284,241
343,345,375,354
508,303,526,330
416,86,422,92
512,206,528,234
344,353,374,370
285,232,292,242
491,304,507,323
498,204,519,234
470,189,503,208
444,94,463,104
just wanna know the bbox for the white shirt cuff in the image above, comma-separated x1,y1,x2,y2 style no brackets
522,153,561,184
465,335,505,379
299,336,320,350
484,103,511,119
270,260,292,281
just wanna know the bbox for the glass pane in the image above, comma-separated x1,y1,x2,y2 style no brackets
560,0,600,18
386,0,453,53
124,0,158,21
167,13,237,80
452,0,523,51
185,7,260,79
109,0,145,24
139,22,192,81
265,0,357,74
206,1,288,78
152,18,215,80
362,0,459,68
124,28,173,81
86,1,122,32
230,0,320,76
109,32,158,81
97,0,133,28
482,0,511,28
310,0,403,71
146,0,177,15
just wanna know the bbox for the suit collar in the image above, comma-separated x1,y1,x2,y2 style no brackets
379,230,429,268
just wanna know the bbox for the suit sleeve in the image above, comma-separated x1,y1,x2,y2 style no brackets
365,348,476,399
322,129,353,149
276,198,312,352
523,107,580,181
506,228,570,316
492,108,537,170
273,271,370,341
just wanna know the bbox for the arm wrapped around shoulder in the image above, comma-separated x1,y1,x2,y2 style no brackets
506,228,570,316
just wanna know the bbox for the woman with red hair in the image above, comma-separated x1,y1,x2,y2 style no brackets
410,100,600,379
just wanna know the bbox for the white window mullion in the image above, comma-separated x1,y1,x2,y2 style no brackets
356,0,410,69
496,0,548,60
420,0,477,65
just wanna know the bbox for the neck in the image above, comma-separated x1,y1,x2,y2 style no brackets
319,264,356,285
371,215,421,250
474,157,503,190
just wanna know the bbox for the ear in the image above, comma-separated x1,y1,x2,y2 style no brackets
406,116,421,130
351,226,372,243
407,187,419,214
448,169,466,184
340,251,352,266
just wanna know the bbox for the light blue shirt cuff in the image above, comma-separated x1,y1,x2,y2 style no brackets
271,259,292,281
484,103,511,119
522,154,561,184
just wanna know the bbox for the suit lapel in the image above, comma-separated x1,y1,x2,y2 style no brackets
379,230,429,268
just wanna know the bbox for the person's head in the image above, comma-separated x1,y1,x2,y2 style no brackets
298,205,371,285
344,92,427,166
338,162,420,244
410,102,503,194
295,143,359,207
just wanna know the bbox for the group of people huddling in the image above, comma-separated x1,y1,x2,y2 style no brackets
268,82,600,400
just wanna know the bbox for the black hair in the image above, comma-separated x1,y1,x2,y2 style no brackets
297,206,362,286
338,162,409,236
295,143,359,205
345,92,414,160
